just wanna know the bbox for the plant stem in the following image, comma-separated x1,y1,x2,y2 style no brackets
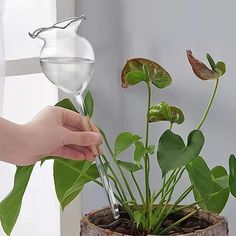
159,209,199,235
153,170,177,202
145,82,152,225
131,172,145,207
108,174,125,202
171,188,228,214
56,159,124,204
117,163,136,201
197,79,219,130
172,185,194,209
102,155,128,201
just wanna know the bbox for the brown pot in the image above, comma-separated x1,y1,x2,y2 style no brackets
80,207,229,236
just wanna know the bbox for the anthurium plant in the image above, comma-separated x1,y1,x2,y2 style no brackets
0,50,235,235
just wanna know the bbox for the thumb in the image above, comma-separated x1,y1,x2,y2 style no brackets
63,129,103,146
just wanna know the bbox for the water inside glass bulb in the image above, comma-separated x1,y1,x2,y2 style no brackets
40,57,95,94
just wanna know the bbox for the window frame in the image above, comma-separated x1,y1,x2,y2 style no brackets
5,0,80,235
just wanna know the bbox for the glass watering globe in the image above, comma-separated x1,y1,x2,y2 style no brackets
29,16,120,219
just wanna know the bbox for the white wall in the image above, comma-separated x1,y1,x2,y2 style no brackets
77,0,236,234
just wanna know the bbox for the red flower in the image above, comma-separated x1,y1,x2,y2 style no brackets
186,50,221,80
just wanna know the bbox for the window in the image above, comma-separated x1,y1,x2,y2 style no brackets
1,0,78,235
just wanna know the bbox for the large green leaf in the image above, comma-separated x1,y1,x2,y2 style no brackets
193,165,229,214
53,159,98,209
62,163,99,201
157,130,204,175
114,132,141,158
149,102,184,124
187,157,213,200
117,160,143,172
0,165,34,236
84,90,94,118
229,154,236,197
121,58,172,89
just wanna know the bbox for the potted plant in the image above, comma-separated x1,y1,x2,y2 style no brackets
0,50,234,235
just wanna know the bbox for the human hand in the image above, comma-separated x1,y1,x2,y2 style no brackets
5,106,103,166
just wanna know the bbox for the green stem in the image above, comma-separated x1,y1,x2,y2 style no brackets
102,155,128,202
131,172,145,207
117,163,136,201
159,209,199,235
153,169,183,233
172,188,228,214
108,174,124,202
197,79,219,130
153,170,177,202
56,159,124,204
172,185,194,209
145,82,152,225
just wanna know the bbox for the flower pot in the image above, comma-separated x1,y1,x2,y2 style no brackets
80,206,229,236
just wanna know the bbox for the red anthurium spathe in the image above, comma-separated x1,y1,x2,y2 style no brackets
121,58,172,89
186,50,223,80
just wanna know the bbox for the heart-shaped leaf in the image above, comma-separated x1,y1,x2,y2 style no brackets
187,156,213,200
193,165,229,214
117,160,143,172
0,165,34,236
121,58,172,89
229,154,236,198
157,130,204,175
149,102,184,124
114,132,141,158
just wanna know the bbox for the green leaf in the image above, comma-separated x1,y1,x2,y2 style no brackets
125,71,146,86
62,163,99,201
229,154,236,197
170,106,185,124
84,90,94,118
147,145,155,154
133,210,145,228
114,132,141,158
0,165,34,236
55,98,77,112
151,72,172,89
193,165,229,214
187,157,213,200
134,141,147,165
215,61,226,76
54,159,98,209
206,53,216,70
117,160,143,172
157,130,204,175
149,102,184,125
121,58,172,89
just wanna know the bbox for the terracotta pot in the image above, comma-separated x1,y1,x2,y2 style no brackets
80,207,229,236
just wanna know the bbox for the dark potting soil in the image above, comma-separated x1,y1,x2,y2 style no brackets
89,208,211,235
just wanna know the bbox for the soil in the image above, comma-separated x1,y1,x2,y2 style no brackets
89,207,211,235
